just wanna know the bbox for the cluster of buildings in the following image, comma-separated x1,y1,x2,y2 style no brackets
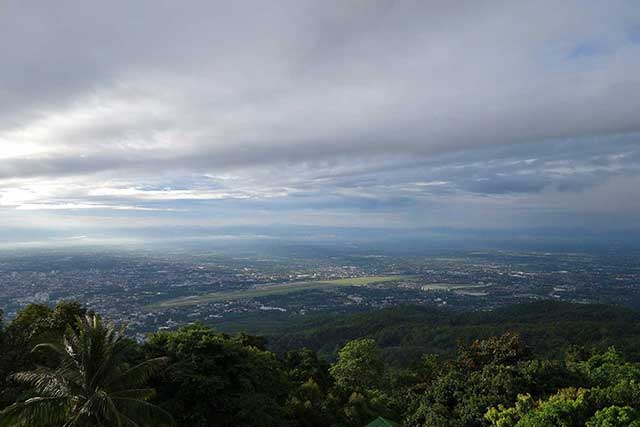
1,250,638,339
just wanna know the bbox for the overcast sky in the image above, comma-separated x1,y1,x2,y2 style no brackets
1,1,640,245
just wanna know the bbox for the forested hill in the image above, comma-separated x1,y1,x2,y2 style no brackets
265,301,640,363
3,300,640,426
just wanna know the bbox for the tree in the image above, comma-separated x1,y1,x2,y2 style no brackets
407,338,577,427
587,406,640,427
283,348,333,391
4,304,53,347
516,388,590,427
574,347,640,387
330,338,384,391
144,323,289,427
281,349,338,425
458,332,529,371
0,302,88,410
1,314,172,427
486,388,589,427
285,378,336,426
485,394,535,427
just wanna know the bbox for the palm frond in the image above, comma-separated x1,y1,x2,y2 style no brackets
111,397,175,426
32,342,66,356
6,314,172,427
110,388,156,400
106,357,169,390
12,369,70,398
1,396,69,427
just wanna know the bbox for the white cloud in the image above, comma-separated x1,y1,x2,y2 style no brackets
14,203,180,211
88,187,290,201
0,1,639,241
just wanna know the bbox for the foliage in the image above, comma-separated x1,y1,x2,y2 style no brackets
330,338,384,391
484,349,640,427
0,302,87,409
458,332,529,370
264,301,640,363
144,323,289,427
586,406,640,427
1,314,172,427
2,301,640,426
573,347,640,386
283,348,333,391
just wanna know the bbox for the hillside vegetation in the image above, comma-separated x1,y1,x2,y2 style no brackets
264,301,640,363
1,301,640,426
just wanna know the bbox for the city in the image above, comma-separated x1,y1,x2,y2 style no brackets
2,245,638,341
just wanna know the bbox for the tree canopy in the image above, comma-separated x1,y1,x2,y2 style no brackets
1,301,640,426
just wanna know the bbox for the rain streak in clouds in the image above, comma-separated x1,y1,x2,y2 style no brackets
1,0,640,244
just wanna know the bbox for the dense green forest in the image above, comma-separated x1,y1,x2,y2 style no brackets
262,301,640,363
1,301,640,426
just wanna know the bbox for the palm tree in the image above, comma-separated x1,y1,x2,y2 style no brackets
1,315,173,427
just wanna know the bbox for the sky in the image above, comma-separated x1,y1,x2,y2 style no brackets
1,1,640,246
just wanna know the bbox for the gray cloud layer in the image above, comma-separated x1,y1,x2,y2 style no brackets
1,1,640,241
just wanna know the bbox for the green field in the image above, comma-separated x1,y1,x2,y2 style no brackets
150,275,414,308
